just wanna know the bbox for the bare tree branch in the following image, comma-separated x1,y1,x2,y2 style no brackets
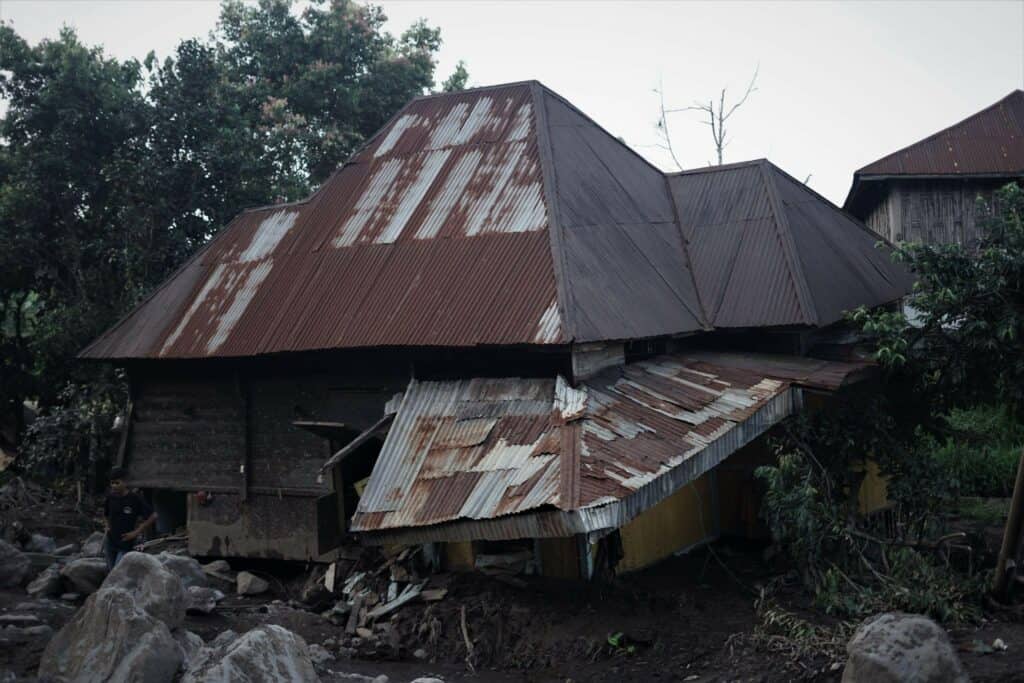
657,64,760,166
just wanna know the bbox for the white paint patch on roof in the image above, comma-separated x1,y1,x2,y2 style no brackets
376,149,452,244
415,149,483,239
374,113,423,158
463,142,545,236
506,103,533,142
159,262,230,356
205,260,274,353
333,157,404,247
427,103,470,150
534,299,562,344
239,210,298,262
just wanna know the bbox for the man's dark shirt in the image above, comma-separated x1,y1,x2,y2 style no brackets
104,492,152,551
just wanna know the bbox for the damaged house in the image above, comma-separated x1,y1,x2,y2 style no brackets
82,81,912,576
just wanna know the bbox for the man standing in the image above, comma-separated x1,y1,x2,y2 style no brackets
103,467,157,569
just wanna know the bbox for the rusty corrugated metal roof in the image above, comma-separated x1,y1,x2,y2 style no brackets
350,351,866,543
845,90,1024,213
82,82,911,361
668,160,913,329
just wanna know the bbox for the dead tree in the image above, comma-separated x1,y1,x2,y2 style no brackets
655,65,759,168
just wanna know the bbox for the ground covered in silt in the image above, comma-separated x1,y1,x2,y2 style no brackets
2,478,1022,682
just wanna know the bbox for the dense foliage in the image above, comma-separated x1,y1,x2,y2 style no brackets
0,0,465,478
757,183,1024,624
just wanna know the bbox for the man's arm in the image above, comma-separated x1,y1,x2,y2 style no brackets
120,512,157,543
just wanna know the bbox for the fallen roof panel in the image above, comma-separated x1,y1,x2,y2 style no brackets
350,351,866,543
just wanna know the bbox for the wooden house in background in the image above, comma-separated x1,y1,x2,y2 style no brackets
82,82,911,576
845,90,1024,246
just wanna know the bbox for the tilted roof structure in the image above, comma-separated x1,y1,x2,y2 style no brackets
845,90,1024,214
82,81,910,360
351,351,869,543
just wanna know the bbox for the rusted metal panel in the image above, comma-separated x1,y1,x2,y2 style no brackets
857,90,1024,178
845,91,1024,217
351,351,864,542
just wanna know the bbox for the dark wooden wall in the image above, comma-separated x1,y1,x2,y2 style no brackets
863,178,1011,246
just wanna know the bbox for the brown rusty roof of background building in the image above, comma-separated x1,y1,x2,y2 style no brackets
82,81,910,361
350,351,868,543
844,90,1024,213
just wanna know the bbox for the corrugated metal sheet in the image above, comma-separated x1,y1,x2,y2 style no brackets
82,81,913,361
668,160,913,329
845,90,1024,213
858,90,1024,178
350,351,865,542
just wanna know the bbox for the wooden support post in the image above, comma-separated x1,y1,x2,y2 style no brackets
993,451,1024,599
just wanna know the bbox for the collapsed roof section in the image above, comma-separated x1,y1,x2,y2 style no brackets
669,160,915,328
350,351,868,544
82,81,909,360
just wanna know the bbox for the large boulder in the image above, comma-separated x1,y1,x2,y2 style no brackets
0,540,31,588
38,587,182,683
60,557,109,595
26,563,64,598
182,625,319,683
843,612,968,683
185,586,225,615
157,552,207,590
81,531,105,557
101,552,186,629
25,533,57,554
236,571,270,596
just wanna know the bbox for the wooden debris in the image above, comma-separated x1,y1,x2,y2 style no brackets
366,581,424,620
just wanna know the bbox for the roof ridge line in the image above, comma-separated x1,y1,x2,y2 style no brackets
667,159,768,176
530,81,577,343
758,160,819,326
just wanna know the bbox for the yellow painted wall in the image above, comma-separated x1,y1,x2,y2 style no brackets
618,473,716,573
537,537,579,579
444,541,476,572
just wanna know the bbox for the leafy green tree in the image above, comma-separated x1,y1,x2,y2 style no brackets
853,183,1024,416
0,1,465,469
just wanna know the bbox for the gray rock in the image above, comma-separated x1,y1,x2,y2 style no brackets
181,625,319,683
409,678,444,683
186,586,225,615
412,648,429,661
54,543,78,556
60,557,108,595
843,612,968,683
307,643,332,667
0,623,53,644
208,629,238,649
39,587,182,683
0,614,42,627
236,570,270,596
0,540,31,588
201,559,236,587
80,531,105,557
101,552,186,629
25,533,56,554
157,552,207,589
26,563,64,598
60,592,81,602
175,630,205,669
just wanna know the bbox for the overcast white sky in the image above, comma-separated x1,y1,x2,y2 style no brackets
3,0,1022,204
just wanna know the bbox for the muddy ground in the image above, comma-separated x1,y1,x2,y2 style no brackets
2,485,1023,682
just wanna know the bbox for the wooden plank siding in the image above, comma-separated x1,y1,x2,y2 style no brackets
864,179,1007,246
